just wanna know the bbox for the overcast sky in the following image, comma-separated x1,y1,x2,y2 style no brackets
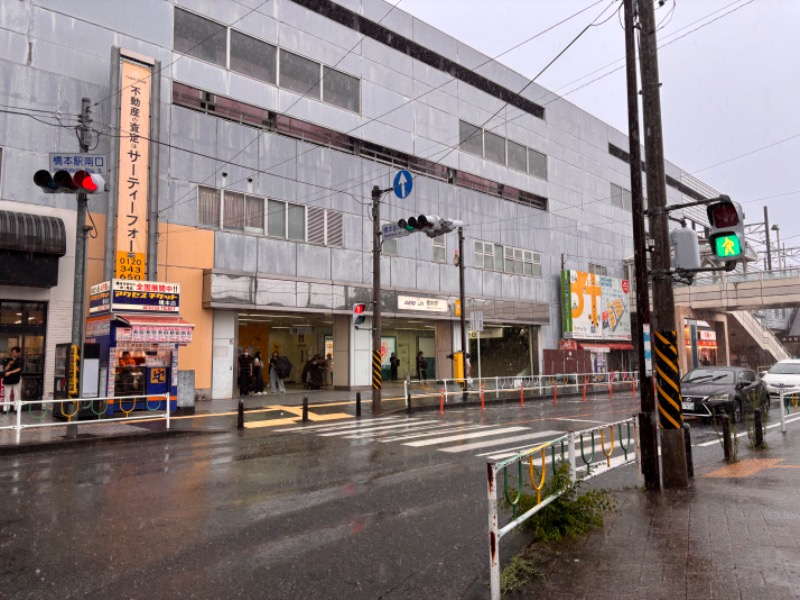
397,0,800,266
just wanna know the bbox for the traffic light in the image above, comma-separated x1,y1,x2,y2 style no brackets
398,214,439,234
353,303,366,327
33,170,106,194
706,196,745,262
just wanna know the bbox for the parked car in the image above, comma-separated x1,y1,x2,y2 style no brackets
761,359,800,402
680,366,769,422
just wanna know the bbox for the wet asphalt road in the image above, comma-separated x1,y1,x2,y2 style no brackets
0,392,739,599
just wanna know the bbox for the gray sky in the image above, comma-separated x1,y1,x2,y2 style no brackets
397,0,800,266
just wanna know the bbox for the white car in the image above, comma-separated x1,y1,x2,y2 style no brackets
761,359,800,401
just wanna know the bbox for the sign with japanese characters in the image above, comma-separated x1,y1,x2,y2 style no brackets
49,153,108,176
116,325,192,344
109,279,180,313
561,270,631,341
397,295,449,313
115,53,153,280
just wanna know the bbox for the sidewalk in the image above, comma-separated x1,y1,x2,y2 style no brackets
529,425,800,599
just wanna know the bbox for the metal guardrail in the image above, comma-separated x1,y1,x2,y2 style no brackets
486,417,638,600
0,393,171,444
403,371,640,410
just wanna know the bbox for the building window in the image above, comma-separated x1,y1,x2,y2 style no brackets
198,186,221,227
223,191,244,230
433,236,446,263
279,50,321,99
459,121,483,157
524,251,541,276
323,67,360,112
484,130,506,165
245,195,264,232
476,240,540,277
508,140,527,173
174,8,227,67
588,263,608,276
287,204,305,241
611,183,633,212
230,30,276,84
267,199,286,238
528,149,547,180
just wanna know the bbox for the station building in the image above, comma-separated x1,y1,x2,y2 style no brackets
0,0,726,400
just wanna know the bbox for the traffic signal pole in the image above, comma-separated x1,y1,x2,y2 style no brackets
636,0,688,488
458,226,468,402
371,185,384,415
623,0,659,490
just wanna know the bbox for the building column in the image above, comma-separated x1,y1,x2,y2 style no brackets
334,313,371,390
212,311,235,399
437,320,454,380
714,317,730,367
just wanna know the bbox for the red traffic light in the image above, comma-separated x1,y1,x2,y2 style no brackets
34,169,106,194
708,201,739,228
73,170,106,193
353,303,366,315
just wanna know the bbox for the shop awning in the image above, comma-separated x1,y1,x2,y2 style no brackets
0,210,66,255
578,343,634,352
115,315,195,345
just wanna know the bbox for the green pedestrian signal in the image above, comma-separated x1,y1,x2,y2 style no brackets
713,233,741,258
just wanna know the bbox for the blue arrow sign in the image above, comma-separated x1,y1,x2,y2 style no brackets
393,170,413,199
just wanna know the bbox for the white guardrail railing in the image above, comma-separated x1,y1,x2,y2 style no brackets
486,417,639,600
0,393,171,444
403,371,641,409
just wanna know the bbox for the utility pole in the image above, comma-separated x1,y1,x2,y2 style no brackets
371,185,384,415
623,0,659,490
458,226,468,402
764,206,772,271
637,0,688,488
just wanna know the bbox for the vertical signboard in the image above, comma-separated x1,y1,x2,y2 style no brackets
561,270,632,341
115,55,152,280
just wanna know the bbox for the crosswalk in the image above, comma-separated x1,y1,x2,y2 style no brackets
275,415,564,460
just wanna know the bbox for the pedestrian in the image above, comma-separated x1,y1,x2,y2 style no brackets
416,351,427,381
238,347,253,397
269,350,292,393
119,350,136,366
252,352,264,394
324,353,334,386
390,352,400,381
2,346,24,413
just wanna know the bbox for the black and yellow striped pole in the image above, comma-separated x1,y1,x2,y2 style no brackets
654,331,682,430
372,350,382,392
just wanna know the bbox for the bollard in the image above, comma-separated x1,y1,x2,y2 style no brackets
406,390,413,415
356,392,362,418
721,414,732,462
519,383,524,407
439,387,445,415
683,422,694,479
754,408,764,448
237,398,244,430
631,377,636,396
608,379,613,400
583,377,587,402
553,382,557,405
302,396,309,423
480,384,485,411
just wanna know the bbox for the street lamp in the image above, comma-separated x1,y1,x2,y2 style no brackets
771,224,782,270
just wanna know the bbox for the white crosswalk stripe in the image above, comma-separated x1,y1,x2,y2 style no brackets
274,415,567,459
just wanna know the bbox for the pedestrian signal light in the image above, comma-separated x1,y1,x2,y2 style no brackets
706,197,745,262
353,303,366,327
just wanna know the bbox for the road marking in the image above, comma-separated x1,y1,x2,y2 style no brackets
439,430,562,453
340,421,471,440
275,416,407,432
556,418,606,424
320,420,443,437
404,426,529,447
381,424,492,442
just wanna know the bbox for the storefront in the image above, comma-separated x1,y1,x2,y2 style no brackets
684,320,718,368
0,300,47,401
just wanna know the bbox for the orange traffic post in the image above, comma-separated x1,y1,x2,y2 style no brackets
439,387,445,415
631,376,636,396
583,377,588,401
608,378,613,400
519,383,525,407
480,384,485,411
553,382,558,405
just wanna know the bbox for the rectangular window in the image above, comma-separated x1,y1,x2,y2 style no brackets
507,140,527,172
323,67,360,112
484,130,506,165
230,30,277,84
245,195,264,232
174,8,227,67
279,50,321,99
433,236,446,263
588,263,608,277
198,186,221,227
268,199,286,238
474,241,484,269
223,191,244,230
610,183,624,209
528,149,547,180
622,188,633,212
287,204,305,241
493,244,503,272
459,121,483,157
